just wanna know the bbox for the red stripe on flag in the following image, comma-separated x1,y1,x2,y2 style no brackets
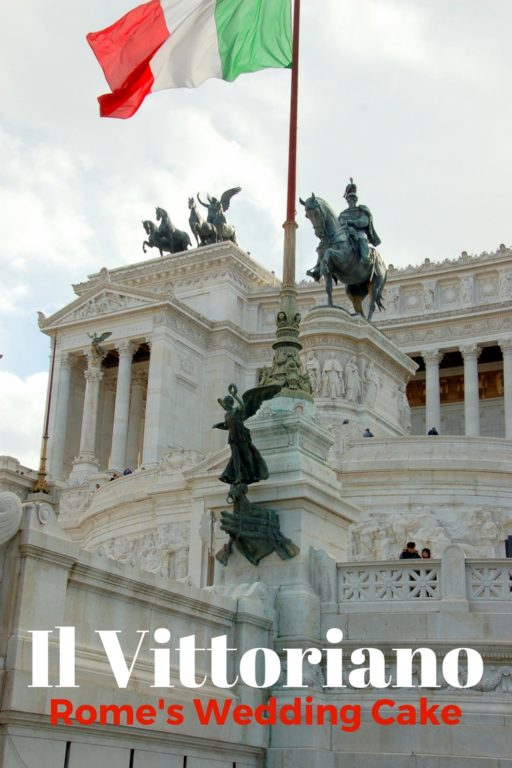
97,60,155,119
87,0,169,91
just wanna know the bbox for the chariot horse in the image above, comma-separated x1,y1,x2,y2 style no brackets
300,193,387,320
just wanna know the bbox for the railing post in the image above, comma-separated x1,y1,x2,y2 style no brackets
441,544,469,612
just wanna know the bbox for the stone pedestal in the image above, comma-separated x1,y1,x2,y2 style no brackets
300,308,417,437
214,397,360,607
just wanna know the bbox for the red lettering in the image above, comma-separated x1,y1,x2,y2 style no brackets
136,704,157,725
166,704,185,725
254,697,277,724
75,705,97,725
372,699,396,725
441,704,462,725
50,698,73,725
418,697,440,725
193,698,232,725
397,704,416,725
99,704,134,726
232,704,253,725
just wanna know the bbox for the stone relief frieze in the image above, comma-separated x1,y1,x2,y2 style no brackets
167,315,208,349
348,506,510,561
58,487,93,520
158,448,204,474
92,522,190,578
65,292,150,322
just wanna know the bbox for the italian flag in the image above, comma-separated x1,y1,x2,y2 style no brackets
87,0,292,119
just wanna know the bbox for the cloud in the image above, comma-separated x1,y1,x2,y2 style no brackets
0,371,48,470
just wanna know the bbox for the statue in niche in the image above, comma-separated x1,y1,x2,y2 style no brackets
422,282,435,310
460,277,473,305
87,331,112,362
305,352,321,395
197,187,241,244
344,357,361,402
397,384,411,431
301,180,387,320
321,356,344,399
363,361,380,408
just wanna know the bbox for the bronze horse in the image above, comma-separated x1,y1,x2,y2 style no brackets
300,193,387,320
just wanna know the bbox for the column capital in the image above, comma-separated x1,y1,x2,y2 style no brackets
84,366,103,384
59,352,74,371
117,340,138,357
459,343,481,360
421,349,443,366
132,369,148,388
498,337,512,355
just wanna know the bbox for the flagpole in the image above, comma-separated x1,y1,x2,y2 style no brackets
283,0,301,287
33,334,56,493
266,0,312,399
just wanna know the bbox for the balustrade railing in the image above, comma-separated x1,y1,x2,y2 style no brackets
336,554,512,606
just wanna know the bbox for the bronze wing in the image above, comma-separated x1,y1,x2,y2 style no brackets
241,383,282,421
220,187,241,212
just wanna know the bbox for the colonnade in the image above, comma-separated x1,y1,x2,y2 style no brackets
50,340,155,480
420,339,512,437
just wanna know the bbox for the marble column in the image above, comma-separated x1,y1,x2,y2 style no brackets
76,360,103,465
49,353,73,480
142,327,175,466
110,341,136,471
460,344,481,436
499,338,512,439
98,375,116,470
126,368,147,469
422,349,443,434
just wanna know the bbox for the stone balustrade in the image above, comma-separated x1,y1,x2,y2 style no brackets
336,548,512,608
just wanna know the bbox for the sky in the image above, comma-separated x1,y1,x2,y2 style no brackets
1,0,512,468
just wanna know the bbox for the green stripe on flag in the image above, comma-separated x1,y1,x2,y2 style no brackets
215,0,292,82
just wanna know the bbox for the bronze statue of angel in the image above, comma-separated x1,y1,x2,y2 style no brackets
213,382,280,487
87,331,112,360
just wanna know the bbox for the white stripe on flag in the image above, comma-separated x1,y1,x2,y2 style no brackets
151,0,222,90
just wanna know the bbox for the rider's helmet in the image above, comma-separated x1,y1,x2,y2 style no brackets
344,177,358,201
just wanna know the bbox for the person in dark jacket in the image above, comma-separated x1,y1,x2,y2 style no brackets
399,541,421,559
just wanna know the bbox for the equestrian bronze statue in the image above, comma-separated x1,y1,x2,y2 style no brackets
301,179,387,321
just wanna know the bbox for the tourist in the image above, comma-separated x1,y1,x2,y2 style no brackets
363,427,374,438
399,541,421,559
427,426,439,435
421,547,431,559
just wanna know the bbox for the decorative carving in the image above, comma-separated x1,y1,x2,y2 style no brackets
159,448,204,473
304,352,321,395
363,361,381,408
349,506,508,562
93,523,190,578
397,384,411,431
321,356,344,399
68,293,148,321
460,276,474,305
216,482,299,566
338,563,440,601
421,281,436,310
344,357,361,402
0,491,23,545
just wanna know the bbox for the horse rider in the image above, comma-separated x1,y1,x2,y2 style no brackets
339,178,381,272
